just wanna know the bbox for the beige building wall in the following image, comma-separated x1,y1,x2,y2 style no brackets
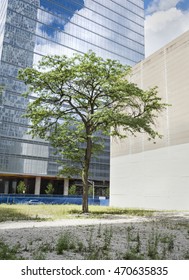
110,30,189,210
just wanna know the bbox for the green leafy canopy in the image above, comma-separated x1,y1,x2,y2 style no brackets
18,51,167,177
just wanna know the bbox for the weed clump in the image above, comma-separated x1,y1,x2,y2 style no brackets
0,241,21,260
56,232,76,254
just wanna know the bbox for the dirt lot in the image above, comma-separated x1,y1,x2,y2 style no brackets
0,212,189,260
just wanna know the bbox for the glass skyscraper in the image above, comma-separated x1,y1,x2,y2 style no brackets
0,0,144,195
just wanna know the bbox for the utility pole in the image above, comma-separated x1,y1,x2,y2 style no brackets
88,180,95,200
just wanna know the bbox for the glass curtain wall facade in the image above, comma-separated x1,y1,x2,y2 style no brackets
0,0,144,194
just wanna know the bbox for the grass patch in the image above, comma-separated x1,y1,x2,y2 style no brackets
70,206,154,217
0,205,43,222
0,204,80,222
0,204,154,222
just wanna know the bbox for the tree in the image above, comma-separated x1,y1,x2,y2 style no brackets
18,51,168,213
45,183,54,195
17,181,27,194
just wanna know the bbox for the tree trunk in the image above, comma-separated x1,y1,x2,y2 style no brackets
82,134,92,213
82,167,89,213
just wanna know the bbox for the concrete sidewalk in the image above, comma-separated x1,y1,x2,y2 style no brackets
0,216,148,230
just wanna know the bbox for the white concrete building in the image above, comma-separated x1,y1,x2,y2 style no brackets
110,30,189,210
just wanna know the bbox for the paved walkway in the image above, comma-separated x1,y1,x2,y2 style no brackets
0,211,189,230
0,216,149,230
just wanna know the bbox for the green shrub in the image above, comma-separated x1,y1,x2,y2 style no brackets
45,183,54,194
88,186,93,196
68,185,77,195
104,187,109,197
17,181,26,194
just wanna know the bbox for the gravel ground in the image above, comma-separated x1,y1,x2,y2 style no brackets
0,212,189,260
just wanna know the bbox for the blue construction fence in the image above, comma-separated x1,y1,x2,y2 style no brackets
0,194,109,206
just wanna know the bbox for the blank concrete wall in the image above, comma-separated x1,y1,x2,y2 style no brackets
110,31,189,210
110,143,189,210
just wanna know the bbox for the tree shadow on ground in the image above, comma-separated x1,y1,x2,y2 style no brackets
0,206,43,222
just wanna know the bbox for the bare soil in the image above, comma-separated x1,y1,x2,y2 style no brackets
0,212,189,260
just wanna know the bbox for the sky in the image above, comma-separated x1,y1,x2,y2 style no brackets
144,0,189,57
